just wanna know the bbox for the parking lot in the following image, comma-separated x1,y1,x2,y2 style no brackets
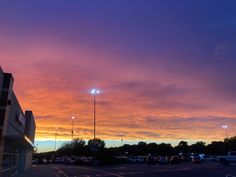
15,161,236,177
49,162,236,177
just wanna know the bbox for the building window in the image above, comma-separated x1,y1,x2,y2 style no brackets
0,91,9,107
0,109,5,126
2,74,12,89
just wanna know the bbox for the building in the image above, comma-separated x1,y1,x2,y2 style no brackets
0,66,36,175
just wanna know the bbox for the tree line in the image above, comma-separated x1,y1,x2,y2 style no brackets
34,136,236,164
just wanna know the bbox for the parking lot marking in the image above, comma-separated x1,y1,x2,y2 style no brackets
62,166,124,177
226,175,236,177
53,167,69,177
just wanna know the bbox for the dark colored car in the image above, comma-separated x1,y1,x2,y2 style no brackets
146,155,157,165
158,156,169,164
74,156,91,165
181,154,192,162
192,156,202,164
169,156,182,164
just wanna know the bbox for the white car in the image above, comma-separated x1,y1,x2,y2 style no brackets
217,151,236,165
158,156,168,164
128,156,144,163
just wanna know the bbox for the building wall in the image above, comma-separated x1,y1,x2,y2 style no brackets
0,67,36,174
3,94,36,173
24,149,33,171
0,70,14,172
0,67,4,136
25,111,36,143
5,93,26,137
0,67,3,94
18,148,33,173
0,67,4,172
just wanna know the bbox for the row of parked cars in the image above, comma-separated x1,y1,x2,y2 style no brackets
35,156,97,165
34,153,219,166
147,155,202,165
116,154,217,165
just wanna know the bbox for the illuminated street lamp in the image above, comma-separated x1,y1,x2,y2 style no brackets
221,124,229,139
221,124,231,150
90,89,100,139
71,116,75,140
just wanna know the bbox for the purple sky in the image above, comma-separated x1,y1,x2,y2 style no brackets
1,0,236,151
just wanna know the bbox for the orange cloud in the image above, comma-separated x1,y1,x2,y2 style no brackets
1,36,236,146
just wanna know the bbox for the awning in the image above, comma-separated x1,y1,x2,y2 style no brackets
4,135,36,150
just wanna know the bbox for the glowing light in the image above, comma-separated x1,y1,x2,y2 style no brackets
221,125,228,129
90,89,100,95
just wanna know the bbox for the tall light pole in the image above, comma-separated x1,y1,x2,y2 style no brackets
55,127,58,151
120,133,124,147
90,89,100,140
71,116,75,141
221,125,229,139
222,124,231,151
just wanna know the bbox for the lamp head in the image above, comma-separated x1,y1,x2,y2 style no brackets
91,89,100,95
221,125,228,129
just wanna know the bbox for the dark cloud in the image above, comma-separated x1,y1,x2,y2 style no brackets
136,131,160,138
142,115,236,131
213,43,236,61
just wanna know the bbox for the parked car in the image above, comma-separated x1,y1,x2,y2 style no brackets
54,157,65,164
180,154,191,162
32,159,38,165
158,156,168,164
75,156,90,165
128,156,144,163
217,151,236,166
114,156,128,163
65,156,77,164
192,156,202,164
203,155,217,162
42,158,47,164
146,155,157,165
48,159,53,163
169,156,182,164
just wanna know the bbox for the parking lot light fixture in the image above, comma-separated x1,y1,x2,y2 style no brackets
71,116,75,140
90,89,100,139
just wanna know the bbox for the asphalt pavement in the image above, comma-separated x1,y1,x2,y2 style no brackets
15,162,236,177
15,165,67,177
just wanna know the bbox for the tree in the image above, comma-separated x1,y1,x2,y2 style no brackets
138,141,147,147
137,141,147,155
179,141,188,147
206,141,227,155
225,136,236,151
56,138,86,156
71,138,86,156
88,138,105,152
157,143,173,156
190,141,206,154
147,143,159,155
175,141,189,153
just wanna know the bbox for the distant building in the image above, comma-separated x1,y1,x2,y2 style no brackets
0,66,36,175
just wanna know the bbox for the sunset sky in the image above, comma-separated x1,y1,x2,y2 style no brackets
1,0,236,152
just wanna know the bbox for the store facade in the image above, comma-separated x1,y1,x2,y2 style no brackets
0,67,36,175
